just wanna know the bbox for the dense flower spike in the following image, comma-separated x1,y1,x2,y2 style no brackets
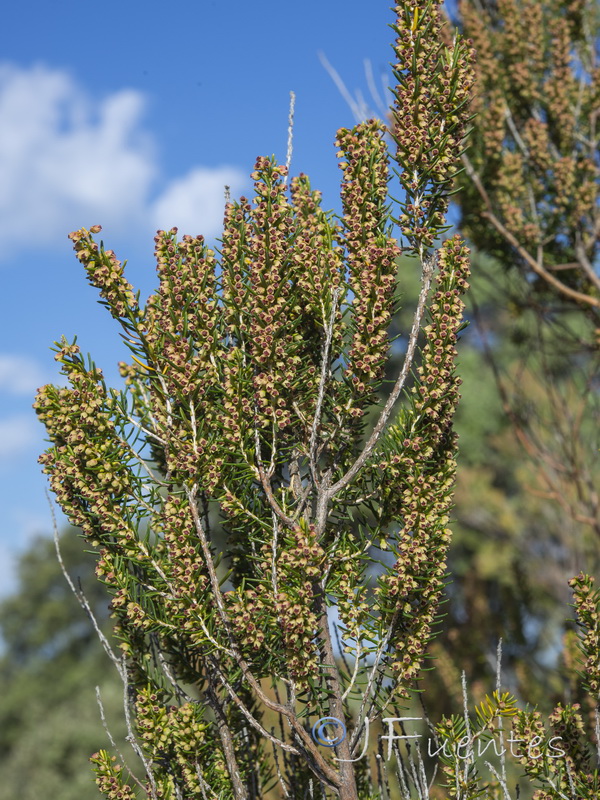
375,236,470,691
34,343,137,541
337,121,401,413
390,1,475,254
70,226,139,321
90,751,138,800
289,173,344,337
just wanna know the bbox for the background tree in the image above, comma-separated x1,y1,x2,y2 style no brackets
0,529,125,800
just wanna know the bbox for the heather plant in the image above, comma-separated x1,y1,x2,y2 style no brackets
330,0,600,735
319,0,600,710
454,0,600,540
32,1,600,799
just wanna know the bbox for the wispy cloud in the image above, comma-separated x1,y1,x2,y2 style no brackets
0,63,155,257
0,354,47,395
151,167,247,239
0,414,39,462
0,63,247,261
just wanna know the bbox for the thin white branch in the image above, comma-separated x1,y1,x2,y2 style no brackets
95,686,147,793
341,632,364,703
348,609,400,752
48,491,121,672
271,511,281,615
156,647,196,703
209,657,301,756
575,234,600,292
285,90,296,182
318,51,366,123
195,763,224,800
460,671,475,788
504,104,529,159
327,253,436,499
117,436,168,485
272,740,292,798
495,639,508,787
595,706,600,766
484,762,514,800
309,287,341,486
119,654,159,800
124,411,168,447
364,58,388,118
190,399,198,453
392,740,414,800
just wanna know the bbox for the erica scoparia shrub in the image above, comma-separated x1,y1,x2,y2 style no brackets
30,1,510,797
34,3,600,798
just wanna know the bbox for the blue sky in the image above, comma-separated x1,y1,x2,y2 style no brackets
0,0,402,594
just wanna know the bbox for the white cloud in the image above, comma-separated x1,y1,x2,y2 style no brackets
0,63,247,260
0,414,39,461
0,63,156,257
151,167,246,239
0,354,47,395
